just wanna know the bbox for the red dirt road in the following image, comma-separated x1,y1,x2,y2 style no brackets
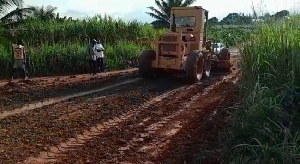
0,69,138,111
0,69,138,87
0,50,240,164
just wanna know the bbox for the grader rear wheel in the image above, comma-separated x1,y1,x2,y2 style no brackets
138,50,155,78
186,50,204,83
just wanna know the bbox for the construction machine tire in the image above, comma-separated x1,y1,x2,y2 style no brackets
138,50,155,78
203,54,211,78
225,61,231,72
186,50,204,83
218,48,231,72
218,48,230,60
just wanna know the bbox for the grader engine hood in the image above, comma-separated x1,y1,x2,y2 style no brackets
145,32,185,70
154,30,202,70
159,32,195,56
160,33,182,56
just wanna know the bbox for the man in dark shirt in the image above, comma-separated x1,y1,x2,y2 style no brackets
87,39,97,75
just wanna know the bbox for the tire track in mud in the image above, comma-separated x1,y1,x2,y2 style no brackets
121,79,226,158
154,79,240,163
0,78,141,120
22,72,229,164
147,52,241,164
22,83,195,164
134,72,240,163
115,71,240,163
0,76,186,163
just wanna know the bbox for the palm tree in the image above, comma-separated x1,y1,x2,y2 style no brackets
0,0,35,35
0,0,34,24
0,0,23,14
29,5,58,21
146,0,197,28
1,7,34,24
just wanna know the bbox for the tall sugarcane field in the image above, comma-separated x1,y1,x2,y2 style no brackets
0,1,299,163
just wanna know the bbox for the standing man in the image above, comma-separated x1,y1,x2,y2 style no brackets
94,40,105,73
87,39,97,75
11,39,29,81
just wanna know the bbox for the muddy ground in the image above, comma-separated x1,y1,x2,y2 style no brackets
0,49,240,164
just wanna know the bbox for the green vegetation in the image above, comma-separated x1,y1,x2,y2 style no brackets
227,15,300,163
0,0,166,77
208,10,290,25
0,15,165,77
208,28,251,46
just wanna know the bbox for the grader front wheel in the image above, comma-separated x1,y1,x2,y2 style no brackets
203,54,211,78
218,48,231,72
186,50,204,83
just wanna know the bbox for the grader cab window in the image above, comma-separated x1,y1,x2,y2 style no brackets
175,16,196,27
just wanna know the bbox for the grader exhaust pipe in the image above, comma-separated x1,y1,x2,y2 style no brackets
171,13,176,32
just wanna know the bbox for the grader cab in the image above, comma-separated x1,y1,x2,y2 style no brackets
138,6,231,83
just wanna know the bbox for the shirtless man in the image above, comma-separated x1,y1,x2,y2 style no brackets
11,39,29,81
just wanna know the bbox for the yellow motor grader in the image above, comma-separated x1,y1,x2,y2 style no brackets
138,6,231,83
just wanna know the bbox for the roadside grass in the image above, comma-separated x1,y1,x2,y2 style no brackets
208,27,251,46
0,15,163,77
226,15,300,163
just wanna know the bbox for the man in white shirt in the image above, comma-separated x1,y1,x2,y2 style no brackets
94,40,105,72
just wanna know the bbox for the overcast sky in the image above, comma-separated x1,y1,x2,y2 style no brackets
23,0,300,22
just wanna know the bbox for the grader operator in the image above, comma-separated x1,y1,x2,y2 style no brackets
138,6,231,83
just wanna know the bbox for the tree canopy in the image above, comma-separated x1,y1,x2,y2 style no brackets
29,5,58,21
146,0,197,29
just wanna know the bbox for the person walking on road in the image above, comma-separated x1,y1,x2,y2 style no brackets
94,40,105,73
11,39,29,81
87,39,97,75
